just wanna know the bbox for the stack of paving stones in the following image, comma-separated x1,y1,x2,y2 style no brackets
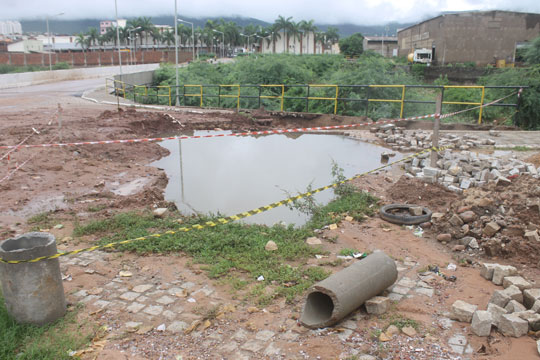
402,148,538,192
450,263,540,339
372,124,496,153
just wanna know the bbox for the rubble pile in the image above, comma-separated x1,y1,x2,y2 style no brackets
403,148,538,192
450,263,540,338
372,124,496,152
429,176,540,264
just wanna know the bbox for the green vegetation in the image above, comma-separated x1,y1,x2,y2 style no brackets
338,248,360,256
73,187,377,304
0,298,93,360
339,33,364,57
524,35,540,65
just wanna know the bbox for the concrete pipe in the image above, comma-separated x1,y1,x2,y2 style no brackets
300,251,397,328
0,232,66,325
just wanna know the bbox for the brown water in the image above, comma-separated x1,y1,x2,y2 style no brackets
153,131,400,226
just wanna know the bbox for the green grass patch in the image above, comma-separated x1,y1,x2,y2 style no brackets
0,296,93,360
74,189,377,304
338,248,360,256
386,314,420,330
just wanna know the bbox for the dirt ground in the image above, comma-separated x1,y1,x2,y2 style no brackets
1,94,540,360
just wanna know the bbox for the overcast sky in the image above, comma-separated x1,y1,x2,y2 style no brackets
3,0,540,25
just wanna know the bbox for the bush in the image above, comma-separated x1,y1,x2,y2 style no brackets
339,33,364,57
52,62,70,70
524,36,540,65
479,65,540,129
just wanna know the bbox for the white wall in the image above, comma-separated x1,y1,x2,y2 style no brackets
0,63,160,89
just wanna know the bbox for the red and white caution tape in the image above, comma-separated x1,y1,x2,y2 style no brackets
0,112,438,150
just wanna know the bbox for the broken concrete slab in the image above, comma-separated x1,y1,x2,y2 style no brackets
492,265,517,286
498,314,528,337
487,303,508,328
502,276,532,291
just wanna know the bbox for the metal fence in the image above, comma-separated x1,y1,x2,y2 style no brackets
106,79,524,124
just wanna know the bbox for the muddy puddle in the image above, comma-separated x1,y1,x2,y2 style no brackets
152,131,401,226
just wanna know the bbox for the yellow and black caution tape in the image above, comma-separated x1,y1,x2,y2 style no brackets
0,146,449,264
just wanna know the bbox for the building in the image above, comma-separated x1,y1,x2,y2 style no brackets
7,39,43,53
100,19,127,35
363,36,398,57
0,21,22,36
397,10,540,65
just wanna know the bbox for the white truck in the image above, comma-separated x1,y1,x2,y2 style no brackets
408,48,433,64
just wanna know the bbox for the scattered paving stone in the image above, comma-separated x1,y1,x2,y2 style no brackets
81,295,100,304
524,289,540,309
505,300,526,313
438,317,453,330
451,300,477,323
280,330,299,341
502,276,532,291
264,342,281,356
498,314,528,337
220,342,239,353
193,285,215,296
386,325,400,336
167,321,188,333
241,340,264,353
490,290,511,308
487,303,508,328
525,230,540,242
143,305,163,316
233,329,248,341
255,330,275,341
365,296,390,315
92,300,111,309
181,282,196,289
73,289,88,298
484,222,501,237
306,237,322,245
401,326,417,337
162,310,176,320
448,334,467,354
392,286,411,295
132,284,154,293
119,291,141,301
415,287,434,297
532,300,540,313
388,293,403,301
125,321,142,329
338,329,353,341
471,311,492,336
514,311,540,331
397,277,416,288
492,265,518,285
126,302,145,313
156,295,175,305
503,285,524,304
341,320,358,330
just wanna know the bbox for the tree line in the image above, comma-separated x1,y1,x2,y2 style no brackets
74,16,341,54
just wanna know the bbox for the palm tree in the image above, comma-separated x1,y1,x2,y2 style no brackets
325,27,340,53
138,16,154,50
75,32,88,53
315,31,325,54
288,21,302,54
274,15,293,53
162,29,175,50
300,20,317,54
151,27,162,50
105,26,117,47
269,25,281,54
86,27,99,51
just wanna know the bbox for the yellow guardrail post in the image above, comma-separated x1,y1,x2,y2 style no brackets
400,85,406,118
200,85,203,107
281,85,285,111
478,86,485,124
334,85,339,114
237,85,241,110
168,86,172,106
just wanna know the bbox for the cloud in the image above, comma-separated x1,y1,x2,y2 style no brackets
1,0,539,25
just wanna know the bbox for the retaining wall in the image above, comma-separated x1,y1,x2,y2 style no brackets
0,63,161,89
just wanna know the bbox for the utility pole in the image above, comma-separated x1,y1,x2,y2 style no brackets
174,0,179,106
114,0,122,81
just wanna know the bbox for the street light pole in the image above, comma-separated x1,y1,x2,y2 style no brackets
128,26,141,65
174,0,179,105
46,12,64,71
178,19,196,61
212,29,224,58
114,0,122,80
